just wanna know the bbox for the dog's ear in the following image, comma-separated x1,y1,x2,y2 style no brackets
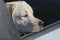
6,4,15,14
6,4,12,13
6,4,15,23
12,4,15,13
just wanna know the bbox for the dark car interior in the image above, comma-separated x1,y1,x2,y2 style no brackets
4,0,60,26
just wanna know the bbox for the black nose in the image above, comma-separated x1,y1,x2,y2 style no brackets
38,21,44,30
38,21,44,25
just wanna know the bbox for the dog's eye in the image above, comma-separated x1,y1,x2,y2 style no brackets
22,14,28,17
24,14,27,17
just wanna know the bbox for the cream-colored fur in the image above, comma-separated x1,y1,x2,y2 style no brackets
6,1,44,33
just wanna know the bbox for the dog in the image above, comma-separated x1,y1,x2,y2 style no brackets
6,1,44,33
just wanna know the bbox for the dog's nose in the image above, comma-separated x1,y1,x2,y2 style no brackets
38,21,44,30
38,21,44,25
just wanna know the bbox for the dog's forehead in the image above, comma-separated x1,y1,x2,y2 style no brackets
13,6,27,16
12,1,33,17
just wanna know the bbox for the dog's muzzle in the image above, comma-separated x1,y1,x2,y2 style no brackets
38,20,44,30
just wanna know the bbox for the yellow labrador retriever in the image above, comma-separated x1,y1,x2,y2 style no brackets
6,1,44,33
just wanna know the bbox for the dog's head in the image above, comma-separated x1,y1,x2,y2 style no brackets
6,1,44,33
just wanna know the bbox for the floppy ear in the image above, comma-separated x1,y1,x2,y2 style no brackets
6,4,15,14
11,5,16,24
6,4,16,23
12,4,15,13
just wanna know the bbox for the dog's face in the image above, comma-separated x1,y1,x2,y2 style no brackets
6,1,44,32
